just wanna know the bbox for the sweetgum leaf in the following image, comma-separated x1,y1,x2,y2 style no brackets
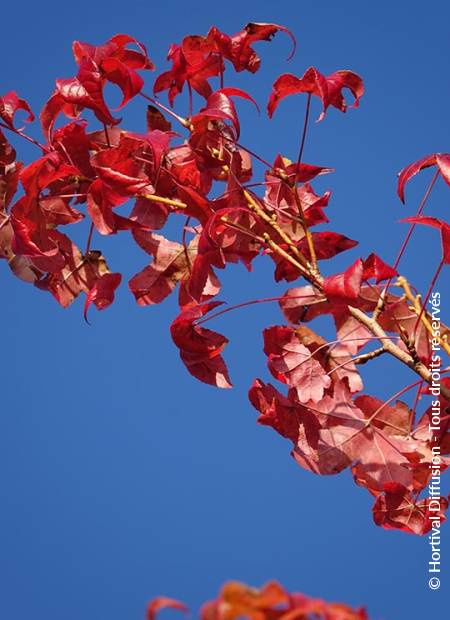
84,272,122,322
170,301,232,388
0,91,34,128
263,326,331,404
129,233,198,305
268,67,363,120
397,153,450,203
323,258,363,301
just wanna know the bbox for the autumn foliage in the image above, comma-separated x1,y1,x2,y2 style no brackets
147,580,370,620
1,23,449,536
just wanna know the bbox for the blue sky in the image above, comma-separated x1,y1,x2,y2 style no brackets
0,1,448,618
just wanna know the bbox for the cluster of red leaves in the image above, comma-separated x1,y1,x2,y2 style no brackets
250,323,449,535
1,23,448,535
147,580,369,620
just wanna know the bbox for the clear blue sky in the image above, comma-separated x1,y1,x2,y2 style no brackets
0,1,448,618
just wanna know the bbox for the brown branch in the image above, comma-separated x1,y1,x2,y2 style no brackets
243,190,310,270
210,145,449,399
347,305,450,400
0,214,10,231
396,275,450,356
292,187,319,275
354,346,386,365
262,233,311,279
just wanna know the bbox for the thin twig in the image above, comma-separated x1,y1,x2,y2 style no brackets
295,93,312,172
84,223,94,255
0,121,49,152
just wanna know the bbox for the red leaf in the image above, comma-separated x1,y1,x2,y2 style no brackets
36,236,111,308
401,215,450,263
73,34,154,70
436,153,450,185
53,57,121,128
129,233,197,305
299,231,358,261
189,207,261,301
87,179,149,236
39,196,84,226
10,196,63,265
373,486,448,535
268,68,327,119
84,272,122,322
170,301,232,388
40,93,69,143
0,128,17,165
53,120,94,177
131,196,169,231
271,154,333,185
100,57,144,108
268,67,364,120
154,41,222,106
146,597,188,620
263,326,331,404
249,379,301,442
310,382,418,483
397,153,450,203
279,285,331,324
71,34,153,110
0,91,34,128
192,87,259,139
19,152,80,196
325,70,364,116
90,135,151,202
210,23,296,73
323,258,364,300
0,132,21,209
362,253,397,283
154,23,294,106
200,581,369,620
146,105,172,132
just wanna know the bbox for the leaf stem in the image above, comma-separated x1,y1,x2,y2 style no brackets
292,93,318,273
103,124,111,148
243,190,310,272
296,93,311,172
393,168,439,273
187,81,193,118
195,293,328,325
85,223,95,255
